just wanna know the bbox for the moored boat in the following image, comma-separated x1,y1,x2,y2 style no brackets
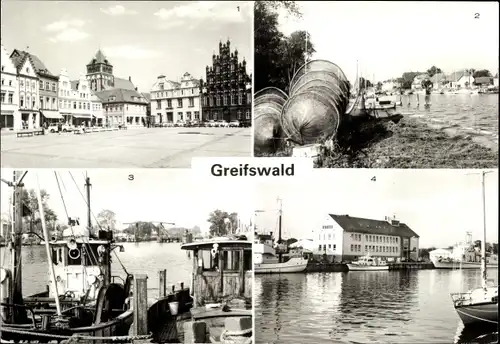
347,254,389,271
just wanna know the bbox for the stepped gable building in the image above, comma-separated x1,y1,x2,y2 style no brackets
86,49,148,126
9,49,40,129
199,39,252,125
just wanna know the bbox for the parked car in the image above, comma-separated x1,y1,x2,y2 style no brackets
175,120,186,127
217,120,229,128
229,120,240,128
207,120,216,127
47,123,59,133
191,119,200,127
61,124,74,132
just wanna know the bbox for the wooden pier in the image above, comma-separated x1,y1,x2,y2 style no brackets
388,262,434,270
305,261,434,273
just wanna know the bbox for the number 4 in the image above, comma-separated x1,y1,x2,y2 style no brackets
371,176,376,182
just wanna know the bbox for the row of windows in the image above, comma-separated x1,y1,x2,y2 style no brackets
174,111,200,121
156,86,197,96
322,225,334,230
1,77,15,87
40,81,57,92
350,233,399,244
105,104,146,112
319,233,335,241
206,72,246,84
0,92,14,104
318,244,337,251
206,110,251,120
19,78,37,90
156,97,195,109
59,100,92,110
39,97,57,110
19,95,36,109
363,245,398,253
203,93,250,107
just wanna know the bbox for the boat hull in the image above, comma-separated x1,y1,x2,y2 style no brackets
455,302,498,326
347,264,389,271
254,257,308,274
432,259,499,269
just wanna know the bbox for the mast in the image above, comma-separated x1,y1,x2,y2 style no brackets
11,171,27,322
480,171,488,289
35,173,62,316
85,175,92,232
277,197,282,264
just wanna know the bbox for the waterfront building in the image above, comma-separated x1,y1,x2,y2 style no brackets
199,39,252,125
312,214,420,262
150,72,201,124
9,49,40,129
474,76,493,87
86,49,147,126
1,44,18,129
445,70,474,89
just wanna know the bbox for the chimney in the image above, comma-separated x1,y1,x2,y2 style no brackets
129,76,131,81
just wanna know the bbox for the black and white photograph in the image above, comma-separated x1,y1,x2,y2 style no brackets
254,1,499,168
0,1,253,168
0,169,253,342
254,169,498,343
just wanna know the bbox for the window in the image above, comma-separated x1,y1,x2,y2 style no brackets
39,97,44,109
167,99,172,108
20,80,24,87
8,80,12,86
350,244,354,251
189,97,194,107
245,110,250,119
223,94,227,106
216,95,220,106
52,83,56,91
26,67,30,73
1,65,4,72
8,93,13,104
32,99,35,109
0,92,5,103
178,112,183,120
186,111,191,120
26,80,30,88
209,96,214,107
194,111,199,119
177,99,183,108
1,79,3,85
230,93,235,105
46,81,49,90
73,102,76,109
237,110,242,120
238,93,242,105
156,100,161,109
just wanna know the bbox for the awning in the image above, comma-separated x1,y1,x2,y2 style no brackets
92,113,104,119
41,110,63,119
72,114,92,119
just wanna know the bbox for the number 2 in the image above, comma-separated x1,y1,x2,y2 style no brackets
474,13,480,19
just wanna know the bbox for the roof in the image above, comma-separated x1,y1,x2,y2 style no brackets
95,88,146,104
474,76,492,85
141,92,151,102
112,77,136,91
9,49,54,76
329,214,419,238
88,49,110,65
181,236,251,250
446,69,472,82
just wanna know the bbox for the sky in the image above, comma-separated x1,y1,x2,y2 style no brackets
277,1,499,84
0,169,255,233
0,1,253,93
254,169,499,248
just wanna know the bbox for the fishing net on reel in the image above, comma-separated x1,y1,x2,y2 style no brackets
290,70,350,99
254,87,288,154
281,89,342,145
290,60,349,91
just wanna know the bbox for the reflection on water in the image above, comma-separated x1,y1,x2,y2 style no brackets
405,93,498,145
0,242,191,297
255,270,498,344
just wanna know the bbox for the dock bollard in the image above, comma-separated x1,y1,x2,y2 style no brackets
132,274,148,336
158,269,167,298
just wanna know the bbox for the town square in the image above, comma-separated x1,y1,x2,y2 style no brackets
0,1,252,167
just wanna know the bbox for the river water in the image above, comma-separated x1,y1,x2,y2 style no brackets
255,269,499,344
0,242,192,298
401,93,498,149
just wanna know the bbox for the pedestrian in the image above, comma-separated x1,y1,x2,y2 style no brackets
57,121,62,134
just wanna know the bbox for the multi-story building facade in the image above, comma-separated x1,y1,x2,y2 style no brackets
58,70,94,126
1,44,18,129
199,40,252,125
10,49,39,129
85,49,147,127
150,72,201,124
36,63,60,126
312,214,420,262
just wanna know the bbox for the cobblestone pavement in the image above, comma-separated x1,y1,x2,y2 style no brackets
0,127,252,168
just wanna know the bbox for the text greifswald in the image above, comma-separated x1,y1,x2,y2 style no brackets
211,163,295,177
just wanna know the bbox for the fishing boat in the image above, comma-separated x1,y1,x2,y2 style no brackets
254,198,308,274
431,252,498,269
450,171,498,326
346,254,389,271
0,171,135,343
175,236,253,343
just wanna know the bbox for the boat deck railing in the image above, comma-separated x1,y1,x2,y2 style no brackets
450,291,474,307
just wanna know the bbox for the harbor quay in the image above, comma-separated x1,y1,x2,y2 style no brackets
0,126,251,168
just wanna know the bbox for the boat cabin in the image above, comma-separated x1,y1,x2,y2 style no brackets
43,229,124,301
181,237,252,308
354,255,386,266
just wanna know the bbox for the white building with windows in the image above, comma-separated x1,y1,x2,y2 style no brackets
58,70,94,126
1,44,18,129
150,72,201,124
312,214,420,262
10,50,39,129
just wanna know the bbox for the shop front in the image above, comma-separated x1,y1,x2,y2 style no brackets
92,113,104,127
0,109,15,129
40,110,63,126
20,110,40,129
72,113,92,127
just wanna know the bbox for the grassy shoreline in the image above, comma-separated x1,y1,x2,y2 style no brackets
256,116,498,168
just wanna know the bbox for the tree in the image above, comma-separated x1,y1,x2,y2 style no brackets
96,209,117,231
124,222,157,240
207,210,239,237
473,69,491,78
426,66,442,78
255,1,308,93
376,81,383,91
18,188,58,234
400,72,420,89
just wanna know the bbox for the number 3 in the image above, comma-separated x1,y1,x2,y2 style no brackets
128,174,134,181
474,13,480,19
